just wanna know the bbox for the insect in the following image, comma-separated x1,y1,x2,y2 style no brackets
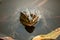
20,9,41,33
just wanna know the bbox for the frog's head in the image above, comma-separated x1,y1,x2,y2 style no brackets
20,8,41,27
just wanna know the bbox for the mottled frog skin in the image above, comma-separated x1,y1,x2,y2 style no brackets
20,12,38,27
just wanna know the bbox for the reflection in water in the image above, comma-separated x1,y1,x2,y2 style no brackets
25,25,35,33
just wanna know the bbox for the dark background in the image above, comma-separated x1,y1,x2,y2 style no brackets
0,0,60,40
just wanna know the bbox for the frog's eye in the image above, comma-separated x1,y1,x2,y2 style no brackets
30,14,33,17
30,14,36,19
